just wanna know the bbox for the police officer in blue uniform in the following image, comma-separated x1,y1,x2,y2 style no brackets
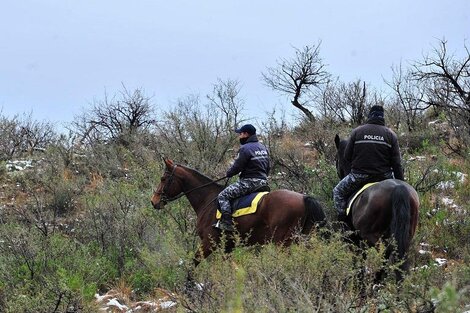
333,105,404,223
215,124,270,231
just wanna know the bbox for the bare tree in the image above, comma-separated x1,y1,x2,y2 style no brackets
411,39,470,149
207,78,244,123
155,78,246,175
74,86,155,146
387,63,428,132
262,44,330,122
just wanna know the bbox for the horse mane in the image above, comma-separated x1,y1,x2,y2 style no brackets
177,163,225,188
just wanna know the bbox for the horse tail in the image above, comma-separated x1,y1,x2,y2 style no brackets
302,196,326,234
390,185,411,260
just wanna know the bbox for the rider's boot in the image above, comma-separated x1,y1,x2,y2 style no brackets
215,212,235,232
337,210,351,232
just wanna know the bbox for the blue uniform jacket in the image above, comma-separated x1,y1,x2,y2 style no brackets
226,135,270,179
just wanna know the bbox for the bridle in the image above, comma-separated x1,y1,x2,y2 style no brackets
156,164,179,204
154,164,228,204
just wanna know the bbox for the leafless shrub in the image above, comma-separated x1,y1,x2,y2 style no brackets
0,111,55,160
317,79,388,127
74,86,156,147
387,63,428,132
154,78,245,175
411,39,470,152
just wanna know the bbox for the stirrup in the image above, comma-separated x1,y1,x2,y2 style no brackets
213,220,235,232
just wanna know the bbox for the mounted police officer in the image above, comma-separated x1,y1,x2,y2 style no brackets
333,105,404,223
215,124,270,232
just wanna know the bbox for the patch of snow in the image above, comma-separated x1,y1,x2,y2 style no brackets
428,119,442,125
195,282,204,290
463,303,470,313
160,300,177,309
454,171,467,183
106,298,128,311
441,197,462,213
418,249,431,255
127,303,155,312
437,181,455,190
412,265,429,271
6,160,34,172
434,170,467,190
435,258,447,266
408,156,426,161
95,293,107,302
372,284,384,291
441,197,455,206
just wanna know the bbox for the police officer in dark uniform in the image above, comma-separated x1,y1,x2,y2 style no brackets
215,124,270,232
333,105,404,222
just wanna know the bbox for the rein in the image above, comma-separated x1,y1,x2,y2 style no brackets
157,164,228,203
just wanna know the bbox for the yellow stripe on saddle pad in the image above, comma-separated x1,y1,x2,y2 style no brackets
216,192,269,219
346,182,378,215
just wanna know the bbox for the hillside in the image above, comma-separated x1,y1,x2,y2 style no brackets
0,112,469,312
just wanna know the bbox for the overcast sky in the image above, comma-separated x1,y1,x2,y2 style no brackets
1,0,469,127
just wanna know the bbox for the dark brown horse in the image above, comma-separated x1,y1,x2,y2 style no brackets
334,135,419,278
151,159,325,264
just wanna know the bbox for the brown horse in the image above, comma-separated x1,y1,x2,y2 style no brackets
335,135,419,278
151,159,325,264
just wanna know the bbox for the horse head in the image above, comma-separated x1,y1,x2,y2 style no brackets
151,159,183,210
334,134,351,179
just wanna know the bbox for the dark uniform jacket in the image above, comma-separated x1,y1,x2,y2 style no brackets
227,135,270,179
344,119,404,180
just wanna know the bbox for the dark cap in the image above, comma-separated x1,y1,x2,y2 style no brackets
235,124,256,135
368,105,384,119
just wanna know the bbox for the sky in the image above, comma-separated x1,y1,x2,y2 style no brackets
1,0,469,128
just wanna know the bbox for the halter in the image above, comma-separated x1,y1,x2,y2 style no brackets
155,164,228,204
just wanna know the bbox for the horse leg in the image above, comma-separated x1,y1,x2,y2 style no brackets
193,238,214,267
185,240,213,293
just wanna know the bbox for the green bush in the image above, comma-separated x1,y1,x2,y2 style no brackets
0,227,110,312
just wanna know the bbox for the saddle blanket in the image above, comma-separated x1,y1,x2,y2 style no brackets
216,192,269,219
346,182,378,216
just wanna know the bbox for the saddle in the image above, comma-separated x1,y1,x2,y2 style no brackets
216,185,270,219
346,182,378,215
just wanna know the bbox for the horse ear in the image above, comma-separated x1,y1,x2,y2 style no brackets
334,134,341,149
164,158,174,168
